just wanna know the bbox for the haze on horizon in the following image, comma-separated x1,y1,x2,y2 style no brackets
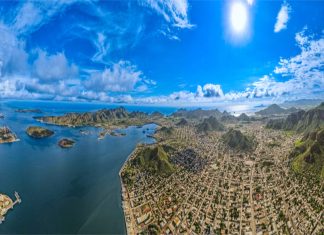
0,0,323,107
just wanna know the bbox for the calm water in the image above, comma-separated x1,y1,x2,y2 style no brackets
0,101,162,234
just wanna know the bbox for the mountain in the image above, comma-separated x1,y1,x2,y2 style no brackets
237,113,250,122
290,127,324,180
176,118,189,126
255,104,291,116
222,129,256,152
151,111,164,119
132,145,175,176
172,108,223,119
266,103,324,133
35,107,147,126
220,111,237,123
196,116,225,133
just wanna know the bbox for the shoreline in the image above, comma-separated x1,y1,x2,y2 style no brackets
119,148,138,235
118,128,156,235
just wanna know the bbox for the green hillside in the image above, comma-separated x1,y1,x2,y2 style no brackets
133,145,175,176
291,127,324,180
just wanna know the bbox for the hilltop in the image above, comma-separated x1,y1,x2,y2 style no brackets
291,127,324,180
131,145,175,176
222,129,256,152
196,116,225,133
266,102,324,133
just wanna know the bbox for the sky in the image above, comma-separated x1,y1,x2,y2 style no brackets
0,0,323,106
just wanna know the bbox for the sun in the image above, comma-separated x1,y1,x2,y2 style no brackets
230,2,248,34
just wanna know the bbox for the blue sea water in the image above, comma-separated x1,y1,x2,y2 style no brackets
0,101,166,234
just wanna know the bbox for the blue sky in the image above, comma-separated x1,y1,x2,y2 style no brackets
0,0,323,106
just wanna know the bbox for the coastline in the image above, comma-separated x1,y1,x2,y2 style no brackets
119,148,138,235
119,124,157,235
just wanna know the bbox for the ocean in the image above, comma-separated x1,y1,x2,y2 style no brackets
0,101,163,234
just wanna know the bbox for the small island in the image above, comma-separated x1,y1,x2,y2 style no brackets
58,138,75,148
15,109,42,113
0,113,4,119
26,126,54,138
0,126,19,144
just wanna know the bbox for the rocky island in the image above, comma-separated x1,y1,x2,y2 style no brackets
26,126,54,138
58,138,75,148
0,126,19,144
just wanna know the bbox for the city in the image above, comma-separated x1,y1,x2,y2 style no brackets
121,120,323,234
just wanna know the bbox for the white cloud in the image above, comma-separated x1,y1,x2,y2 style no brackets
246,0,254,6
200,84,224,98
274,2,291,33
0,23,29,77
85,61,144,92
140,0,193,29
33,50,78,82
273,28,324,93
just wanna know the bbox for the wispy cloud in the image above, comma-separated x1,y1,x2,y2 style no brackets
140,0,193,29
274,2,291,33
12,1,77,35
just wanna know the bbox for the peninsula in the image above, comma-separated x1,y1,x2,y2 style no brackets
0,192,21,224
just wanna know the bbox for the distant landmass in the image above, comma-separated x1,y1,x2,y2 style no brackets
172,108,223,119
266,102,324,133
291,127,324,180
196,116,225,133
281,99,324,109
35,107,157,128
15,109,42,113
255,104,298,116
222,129,256,152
